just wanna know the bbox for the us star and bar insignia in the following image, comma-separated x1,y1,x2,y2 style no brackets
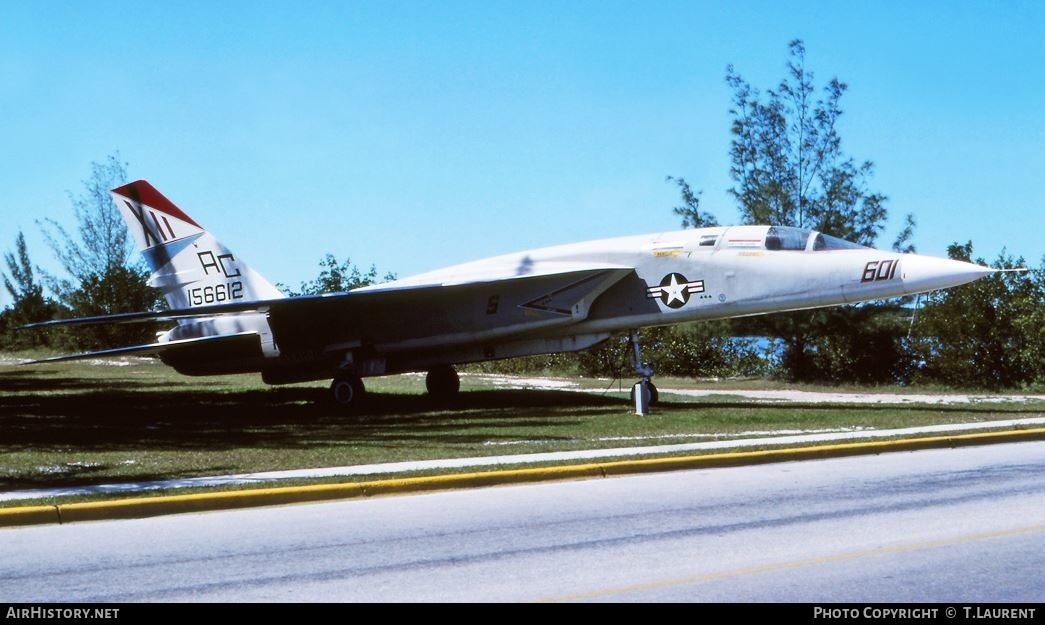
646,273,705,308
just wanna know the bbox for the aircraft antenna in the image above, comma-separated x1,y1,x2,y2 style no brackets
907,293,922,339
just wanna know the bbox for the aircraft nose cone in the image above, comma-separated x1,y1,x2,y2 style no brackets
901,254,994,294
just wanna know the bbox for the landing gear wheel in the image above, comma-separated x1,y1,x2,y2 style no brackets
627,330,657,414
426,365,460,400
330,372,366,408
629,380,659,405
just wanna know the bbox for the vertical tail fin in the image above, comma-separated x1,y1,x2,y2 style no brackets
111,180,284,309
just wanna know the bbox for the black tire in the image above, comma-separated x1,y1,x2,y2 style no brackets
629,381,659,405
426,365,460,400
330,372,366,408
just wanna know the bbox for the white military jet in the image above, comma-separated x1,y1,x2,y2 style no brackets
28,180,995,409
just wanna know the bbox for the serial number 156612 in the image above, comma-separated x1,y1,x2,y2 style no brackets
187,281,243,305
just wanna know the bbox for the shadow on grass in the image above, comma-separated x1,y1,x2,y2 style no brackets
3,367,1039,490
0,369,231,393
2,368,1031,454
2,368,638,488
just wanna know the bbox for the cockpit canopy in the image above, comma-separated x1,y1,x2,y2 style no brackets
810,230,868,251
764,226,810,251
717,225,868,252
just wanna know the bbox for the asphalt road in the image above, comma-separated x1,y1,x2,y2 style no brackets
4,441,1045,602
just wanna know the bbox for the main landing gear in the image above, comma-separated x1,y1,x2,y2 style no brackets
329,365,461,409
628,330,658,415
425,364,460,401
330,370,366,408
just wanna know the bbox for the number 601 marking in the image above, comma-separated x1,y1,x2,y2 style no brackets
861,260,899,283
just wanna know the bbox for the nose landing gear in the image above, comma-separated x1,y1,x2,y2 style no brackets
628,330,657,415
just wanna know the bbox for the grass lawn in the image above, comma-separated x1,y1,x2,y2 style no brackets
3,356,1043,500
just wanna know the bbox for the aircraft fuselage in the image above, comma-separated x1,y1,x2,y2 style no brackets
239,224,988,380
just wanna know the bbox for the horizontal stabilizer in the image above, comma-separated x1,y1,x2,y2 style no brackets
23,332,259,364
20,304,274,328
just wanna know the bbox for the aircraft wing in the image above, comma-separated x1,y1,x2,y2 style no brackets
25,265,634,360
267,266,634,355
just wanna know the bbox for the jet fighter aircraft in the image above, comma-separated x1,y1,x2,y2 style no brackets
26,180,996,408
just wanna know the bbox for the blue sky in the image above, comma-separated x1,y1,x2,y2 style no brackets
1,1,1042,308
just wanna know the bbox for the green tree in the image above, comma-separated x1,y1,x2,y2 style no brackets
281,254,396,296
892,214,917,255
576,322,767,380
37,154,162,349
909,244,1043,389
720,39,918,383
772,304,913,384
63,265,161,350
38,154,137,297
665,176,717,228
726,39,893,244
1,231,62,348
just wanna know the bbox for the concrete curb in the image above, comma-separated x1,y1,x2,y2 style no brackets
3,427,1044,528
0,505,59,528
